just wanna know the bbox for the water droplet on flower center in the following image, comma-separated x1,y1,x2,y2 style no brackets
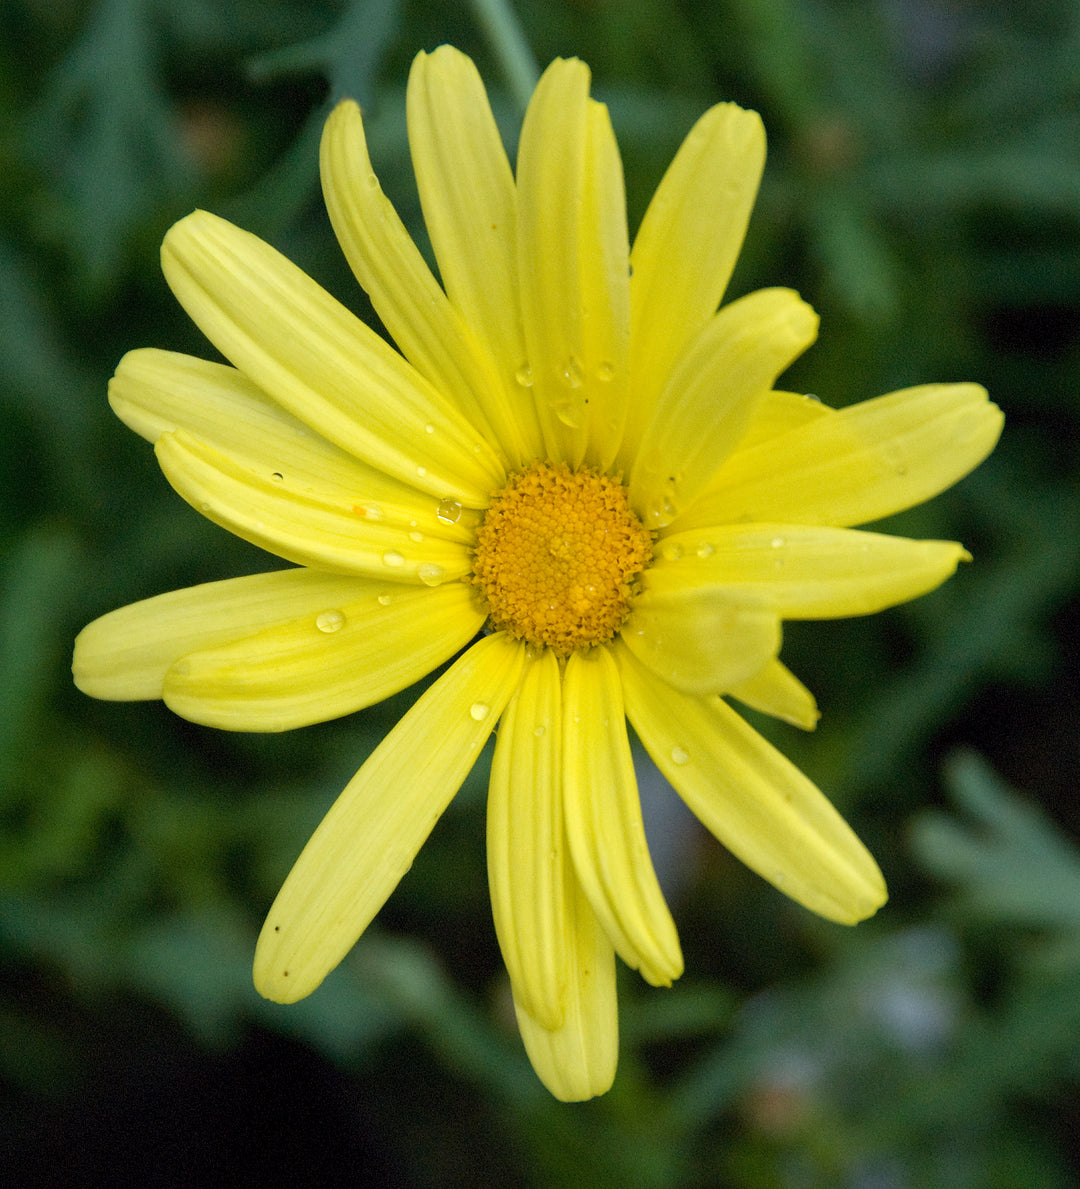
315,609,346,633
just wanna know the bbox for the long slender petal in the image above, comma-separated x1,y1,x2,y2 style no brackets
73,569,368,701
320,99,536,469
111,349,480,534
678,383,1003,530
161,210,503,504
488,649,569,1029
164,581,484,731
563,648,682,985
629,289,818,528
646,524,970,619
255,633,525,1003
516,61,630,467
621,102,765,466
155,430,474,583
513,876,618,1102
406,48,545,464
616,642,886,923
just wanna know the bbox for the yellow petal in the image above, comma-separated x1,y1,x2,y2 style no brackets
616,642,886,923
161,210,503,504
516,61,630,468
110,348,475,523
513,876,618,1102
622,570,781,695
73,568,366,701
562,648,682,985
734,389,834,450
255,633,525,1003
621,102,765,465
164,581,484,731
680,383,1003,530
629,289,818,528
155,429,475,583
487,649,569,1029
320,99,535,469
648,524,970,619
405,48,545,464
728,659,820,730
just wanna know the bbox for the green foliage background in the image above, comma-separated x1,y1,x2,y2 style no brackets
2,0,1078,1184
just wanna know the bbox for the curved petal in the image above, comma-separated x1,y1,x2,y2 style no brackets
161,210,503,504
622,579,780,696
678,383,1003,531
164,581,484,731
513,876,618,1102
562,648,682,985
255,633,525,1004
73,568,364,701
488,649,569,1029
110,348,478,524
155,430,475,584
616,642,886,924
321,100,537,469
405,48,545,464
648,524,970,619
621,102,765,466
629,289,819,528
516,60,631,468
728,659,820,730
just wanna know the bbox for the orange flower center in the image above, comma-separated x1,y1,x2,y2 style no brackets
471,462,653,656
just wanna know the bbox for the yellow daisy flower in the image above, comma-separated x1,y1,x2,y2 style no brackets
72,46,1003,1100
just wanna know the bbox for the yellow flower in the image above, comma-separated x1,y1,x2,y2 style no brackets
72,47,1002,1100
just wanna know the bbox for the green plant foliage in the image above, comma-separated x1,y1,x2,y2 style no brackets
2,0,1078,1184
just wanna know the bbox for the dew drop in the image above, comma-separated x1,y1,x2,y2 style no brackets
596,360,616,383
416,465,428,479
663,542,685,561
695,542,715,559
770,536,785,548
514,364,534,388
469,702,490,721
409,531,424,543
316,609,346,633
366,172,380,189
382,550,406,567
417,563,445,586
436,498,462,524
377,593,392,606
670,745,690,766
271,472,283,482
424,423,435,434
533,725,547,738
560,356,584,388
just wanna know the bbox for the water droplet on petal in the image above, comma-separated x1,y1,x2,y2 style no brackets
436,498,462,524
271,472,283,482
424,423,435,434
560,356,584,388
316,609,346,633
469,702,490,721
377,593,392,606
382,551,405,567
514,364,534,388
695,542,715,559
417,563,445,586
533,725,546,738
416,465,427,479
670,746,690,766
409,531,424,543
771,536,785,548
663,542,684,561
596,360,616,382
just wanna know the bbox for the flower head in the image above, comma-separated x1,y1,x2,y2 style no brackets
73,47,1002,1100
